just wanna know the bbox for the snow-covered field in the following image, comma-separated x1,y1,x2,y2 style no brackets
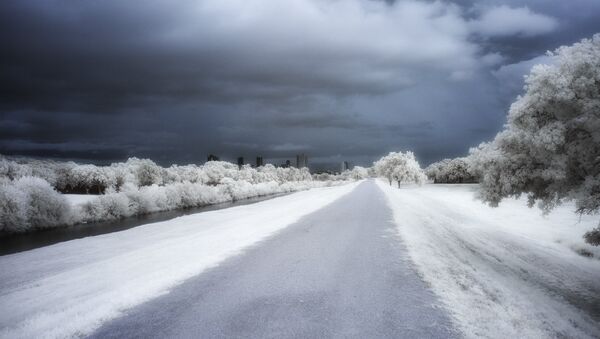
0,182,359,339
378,181,600,338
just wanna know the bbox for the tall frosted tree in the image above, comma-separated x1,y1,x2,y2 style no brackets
470,34,600,245
374,151,425,187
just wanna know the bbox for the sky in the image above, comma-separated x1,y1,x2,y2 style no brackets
1,0,599,169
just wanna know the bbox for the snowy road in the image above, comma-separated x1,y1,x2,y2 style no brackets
2,180,598,338
90,180,456,338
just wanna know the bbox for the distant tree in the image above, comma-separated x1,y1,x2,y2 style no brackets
424,159,448,182
469,34,600,245
201,161,237,185
374,151,425,187
425,157,478,183
68,164,118,194
127,158,164,187
348,166,369,180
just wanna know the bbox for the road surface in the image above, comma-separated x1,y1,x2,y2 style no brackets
91,181,457,338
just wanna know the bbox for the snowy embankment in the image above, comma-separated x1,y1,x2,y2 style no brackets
1,177,348,234
75,180,346,224
0,182,359,339
378,181,600,338
2,156,365,235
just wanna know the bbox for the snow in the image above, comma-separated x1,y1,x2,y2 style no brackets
64,194,98,206
377,181,600,338
0,182,359,339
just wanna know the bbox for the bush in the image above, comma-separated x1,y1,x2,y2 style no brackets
0,177,71,233
425,157,478,183
0,155,358,233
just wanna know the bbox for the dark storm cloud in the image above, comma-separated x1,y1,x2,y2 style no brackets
0,0,435,113
449,0,600,61
1,0,599,168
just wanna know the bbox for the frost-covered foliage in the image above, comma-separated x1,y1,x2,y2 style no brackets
313,172,347,181
127,158,164,187
469,34,600,244
67,164,118,194
0,155,354,234
0,156,319,194
373,151,425,187
346,166,370,180
0,156,76,189
425,157,478,183
1,177,347,234
314,166,370,181
77,180,336,223
0,177,71,233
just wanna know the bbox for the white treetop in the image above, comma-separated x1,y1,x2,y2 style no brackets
374,151,425,187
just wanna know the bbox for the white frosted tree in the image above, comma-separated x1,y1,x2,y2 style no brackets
348,166,369,180
425,157,478,183
424,159,448,182
469,34,600,245
374,151,425,187
126,158,164,187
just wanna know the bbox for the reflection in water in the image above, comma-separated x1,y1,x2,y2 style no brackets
0,193,288,256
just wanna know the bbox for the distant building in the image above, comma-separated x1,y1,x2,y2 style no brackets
340,161,349,172
237,156,244,168
277,159,292,168
296,153,308,168
207,154,219,162
256,156,264,167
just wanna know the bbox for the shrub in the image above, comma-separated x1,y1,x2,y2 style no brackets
0,177,71,233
